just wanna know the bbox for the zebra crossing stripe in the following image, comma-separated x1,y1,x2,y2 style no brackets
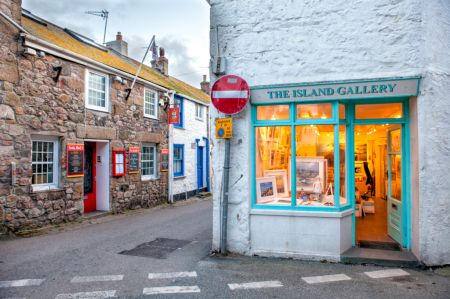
364,269,410,278
302,274,351,284
228,281,283,290
55,290,116,299
0,279,45,288
71,275,124,283
148,272,197,279
143,286,200,295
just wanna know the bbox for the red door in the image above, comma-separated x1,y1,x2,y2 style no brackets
83,143,96,213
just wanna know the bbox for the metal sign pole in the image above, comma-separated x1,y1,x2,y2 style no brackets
221,114,231,254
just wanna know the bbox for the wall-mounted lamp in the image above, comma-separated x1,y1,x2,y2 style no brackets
122,79,127,85
114,75,122,82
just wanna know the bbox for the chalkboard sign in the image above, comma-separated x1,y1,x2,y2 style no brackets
67,144,84,177
129,147,139,174
161,149,169,172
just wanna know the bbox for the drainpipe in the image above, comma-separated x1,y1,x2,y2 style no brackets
195,138,200,195
202,137,210,193
166,90,175,203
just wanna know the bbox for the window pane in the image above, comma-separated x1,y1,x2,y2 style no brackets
294,125,334,207
339,104,346,120
355,103,402,119
257,105,290,121
390,154,401,201
339,125,347,204
297,103,332,119
390,129,401,152
254,126,291,205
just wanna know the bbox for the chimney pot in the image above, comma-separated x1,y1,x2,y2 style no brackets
203,75,207,82
116,32,122,40
159,47,165,57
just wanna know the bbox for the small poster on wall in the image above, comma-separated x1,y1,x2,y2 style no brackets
161,149,169,172
67,144,84,178
129,147,140,174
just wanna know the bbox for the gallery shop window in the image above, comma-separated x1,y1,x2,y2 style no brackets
174,96,183,128
195,103,204,120
144,89,158,119
355,103,403,119
85,70,109,112
297,103,332,119
173,144,184,177
31,136,59,191
253,102,348,209
141,144,156,179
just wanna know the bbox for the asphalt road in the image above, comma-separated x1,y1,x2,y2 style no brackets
1,199,449,299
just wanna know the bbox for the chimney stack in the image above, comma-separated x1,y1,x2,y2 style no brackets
106,31,128,56
156,47,168,76
200,75,210,95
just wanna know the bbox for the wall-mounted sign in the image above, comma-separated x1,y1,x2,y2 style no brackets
112,150,126,176
67,144,84,178
211,75,250,115
250,77,420,103
129,147,140,174
169,108,180,124
161,149,169,172
216,118,232,139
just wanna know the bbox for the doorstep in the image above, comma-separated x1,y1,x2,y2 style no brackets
341,246,420,268
84,210,110,220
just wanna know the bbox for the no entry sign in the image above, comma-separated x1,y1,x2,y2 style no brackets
211,75,250,115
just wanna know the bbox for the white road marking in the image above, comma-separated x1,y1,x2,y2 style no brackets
55,290,116,299
228,281,283,290
148,272,197,279
213,90,248,99
0,279,45,288
71,275,124,283
143,286,200,295
302,274,351,284
364,269,410,278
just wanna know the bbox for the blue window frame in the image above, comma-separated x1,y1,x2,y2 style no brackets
174,95,183,128
173,144,184,177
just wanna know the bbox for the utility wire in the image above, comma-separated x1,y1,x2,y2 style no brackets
172,68,209,77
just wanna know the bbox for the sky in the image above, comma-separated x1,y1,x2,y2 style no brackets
22,0,210,88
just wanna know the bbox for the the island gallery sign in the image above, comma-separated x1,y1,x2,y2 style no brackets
250,78,420,103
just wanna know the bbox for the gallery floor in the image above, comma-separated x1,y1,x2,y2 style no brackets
355,197,396,244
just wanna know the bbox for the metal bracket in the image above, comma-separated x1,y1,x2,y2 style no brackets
53,66,62,83
124,88,132,101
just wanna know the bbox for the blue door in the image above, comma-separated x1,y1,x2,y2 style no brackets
198,146,204,188
387,125,403,245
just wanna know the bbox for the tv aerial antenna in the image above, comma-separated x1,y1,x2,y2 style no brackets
85,9,109,45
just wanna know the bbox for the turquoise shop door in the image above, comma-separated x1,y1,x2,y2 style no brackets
387,125,403,245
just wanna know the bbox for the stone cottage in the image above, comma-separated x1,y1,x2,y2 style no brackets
0,1,210,233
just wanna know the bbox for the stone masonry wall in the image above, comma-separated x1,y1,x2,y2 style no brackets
0,0,169,233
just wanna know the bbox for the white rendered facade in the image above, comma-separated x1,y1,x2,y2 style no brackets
208,0,450,266
172,94,210,199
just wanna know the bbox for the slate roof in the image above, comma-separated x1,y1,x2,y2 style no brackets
21,11,210,104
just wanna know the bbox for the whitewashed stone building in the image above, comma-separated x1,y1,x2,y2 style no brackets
208,0,450,266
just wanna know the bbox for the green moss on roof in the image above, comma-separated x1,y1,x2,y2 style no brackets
21,16,210,104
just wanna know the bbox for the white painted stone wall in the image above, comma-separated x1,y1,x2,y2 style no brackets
209,0,450,265
173,97,208,196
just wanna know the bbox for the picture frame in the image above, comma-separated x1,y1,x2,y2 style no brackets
355,141,368,162
256,177,278,204
263,169,289,197
288,156,325,193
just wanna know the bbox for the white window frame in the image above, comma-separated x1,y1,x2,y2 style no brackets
144,88,158,119
195,103,204,121
31,135,59,192
85,69,109,112
141,143,157,180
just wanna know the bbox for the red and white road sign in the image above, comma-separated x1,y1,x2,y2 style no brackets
211,75,250,115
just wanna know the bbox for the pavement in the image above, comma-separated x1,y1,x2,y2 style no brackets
1,198,449,299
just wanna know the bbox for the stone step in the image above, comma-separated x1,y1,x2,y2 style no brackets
83,210,110,220
199,192,212,197
340,246,420,268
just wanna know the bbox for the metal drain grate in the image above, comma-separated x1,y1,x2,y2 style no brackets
119,238,192,259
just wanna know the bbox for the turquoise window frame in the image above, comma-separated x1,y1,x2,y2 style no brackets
251,94,413,249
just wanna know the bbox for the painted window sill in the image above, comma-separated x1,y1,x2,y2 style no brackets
173,126,185,130
85,106,109,114
250,207,354,218
144,115,159,120
174,175,186,180
31,186,63,193
195,117,204,122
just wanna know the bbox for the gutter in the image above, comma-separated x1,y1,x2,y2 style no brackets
21,33,169,93
0,11,29,34
176,92,210,107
